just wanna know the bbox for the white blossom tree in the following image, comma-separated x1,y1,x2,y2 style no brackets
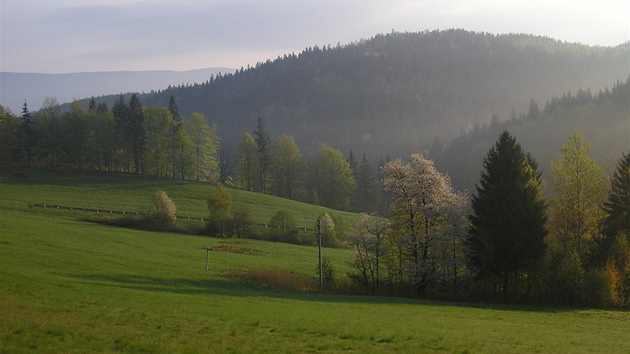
150,190,177,230
383,153,467,296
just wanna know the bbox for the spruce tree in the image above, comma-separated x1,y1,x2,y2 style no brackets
112,95,130,171
168,94,182,131
467,131,547,303
354,153,375,213
253,117,271,193
603,152,630,238
128,94,146,174
20,101,34,165
594,152,630,265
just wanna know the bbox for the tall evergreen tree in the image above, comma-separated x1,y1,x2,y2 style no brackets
253,117,271,193
168,94,182,129
594,152,630,266
467,131,547,303
20,101,35,165
353,153,376,213
128,94,146,174
112,95,130,171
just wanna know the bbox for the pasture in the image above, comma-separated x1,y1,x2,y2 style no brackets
2,166,630,353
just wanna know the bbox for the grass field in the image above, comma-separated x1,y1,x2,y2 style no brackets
2,166,630,353
0,165,358,229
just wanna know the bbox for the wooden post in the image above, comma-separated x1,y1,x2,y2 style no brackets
318,218,322,291
203,246,213,272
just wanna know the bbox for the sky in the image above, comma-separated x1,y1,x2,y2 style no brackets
1,0,629,74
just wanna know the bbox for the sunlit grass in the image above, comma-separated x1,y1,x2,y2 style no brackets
0,165,358,228
3,165,630,352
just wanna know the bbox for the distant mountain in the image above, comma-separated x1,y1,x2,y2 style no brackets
96,29,626,161
46,30,629,164
0,68,234,114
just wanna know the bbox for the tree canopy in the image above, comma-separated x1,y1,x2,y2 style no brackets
467,132,547,303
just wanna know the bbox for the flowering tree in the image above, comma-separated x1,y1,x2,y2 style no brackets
151,190,177,230
383,153,467,296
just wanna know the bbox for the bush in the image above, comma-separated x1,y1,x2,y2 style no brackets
229,204,256,238
549,250,585,306
270,210,296,235
316,256,336,291
150,191,177,231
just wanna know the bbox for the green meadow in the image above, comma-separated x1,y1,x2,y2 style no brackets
2,166,630,353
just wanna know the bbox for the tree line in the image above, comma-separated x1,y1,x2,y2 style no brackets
1,96,384,214
347,130,630,308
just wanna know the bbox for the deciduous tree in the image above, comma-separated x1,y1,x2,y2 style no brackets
383,153,465,295
271,134,303,199
307,145,355,210
150,190,177,231
549,131,605,256
186,112,219,182
236,133,259,191
207,184,233,237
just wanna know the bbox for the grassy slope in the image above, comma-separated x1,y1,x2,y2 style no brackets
0,165,358,228
2,166,630,353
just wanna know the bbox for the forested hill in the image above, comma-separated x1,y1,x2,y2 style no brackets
81,30,629,159
433,77,630,192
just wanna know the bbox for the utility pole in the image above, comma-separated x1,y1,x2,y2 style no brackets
318,218,322,290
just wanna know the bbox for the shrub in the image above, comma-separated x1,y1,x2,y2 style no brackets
229,204,255,238
150,191,177,231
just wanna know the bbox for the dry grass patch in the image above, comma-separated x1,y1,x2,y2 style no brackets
215,239,261,254
228,266,315,291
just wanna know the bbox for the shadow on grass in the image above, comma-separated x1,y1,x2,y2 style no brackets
65,273,569,313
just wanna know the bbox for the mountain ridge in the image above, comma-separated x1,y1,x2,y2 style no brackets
126,30,630,159
0,68,235,114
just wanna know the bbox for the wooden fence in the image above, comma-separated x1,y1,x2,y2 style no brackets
28,203,316,233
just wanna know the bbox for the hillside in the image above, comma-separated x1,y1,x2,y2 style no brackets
434,77,630,192
0,68,233,115
79,30,629,160
3,168,630,352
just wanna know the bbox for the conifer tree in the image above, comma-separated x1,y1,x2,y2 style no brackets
603,152,630,239
594,152,630,265
467,131,547,303
354,153,376,213
253,116,271,193
112,95,130,171
20,101,34,164
128,94,146,174
168,94,182,129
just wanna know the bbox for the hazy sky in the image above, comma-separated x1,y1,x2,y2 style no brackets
1,0,628,74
